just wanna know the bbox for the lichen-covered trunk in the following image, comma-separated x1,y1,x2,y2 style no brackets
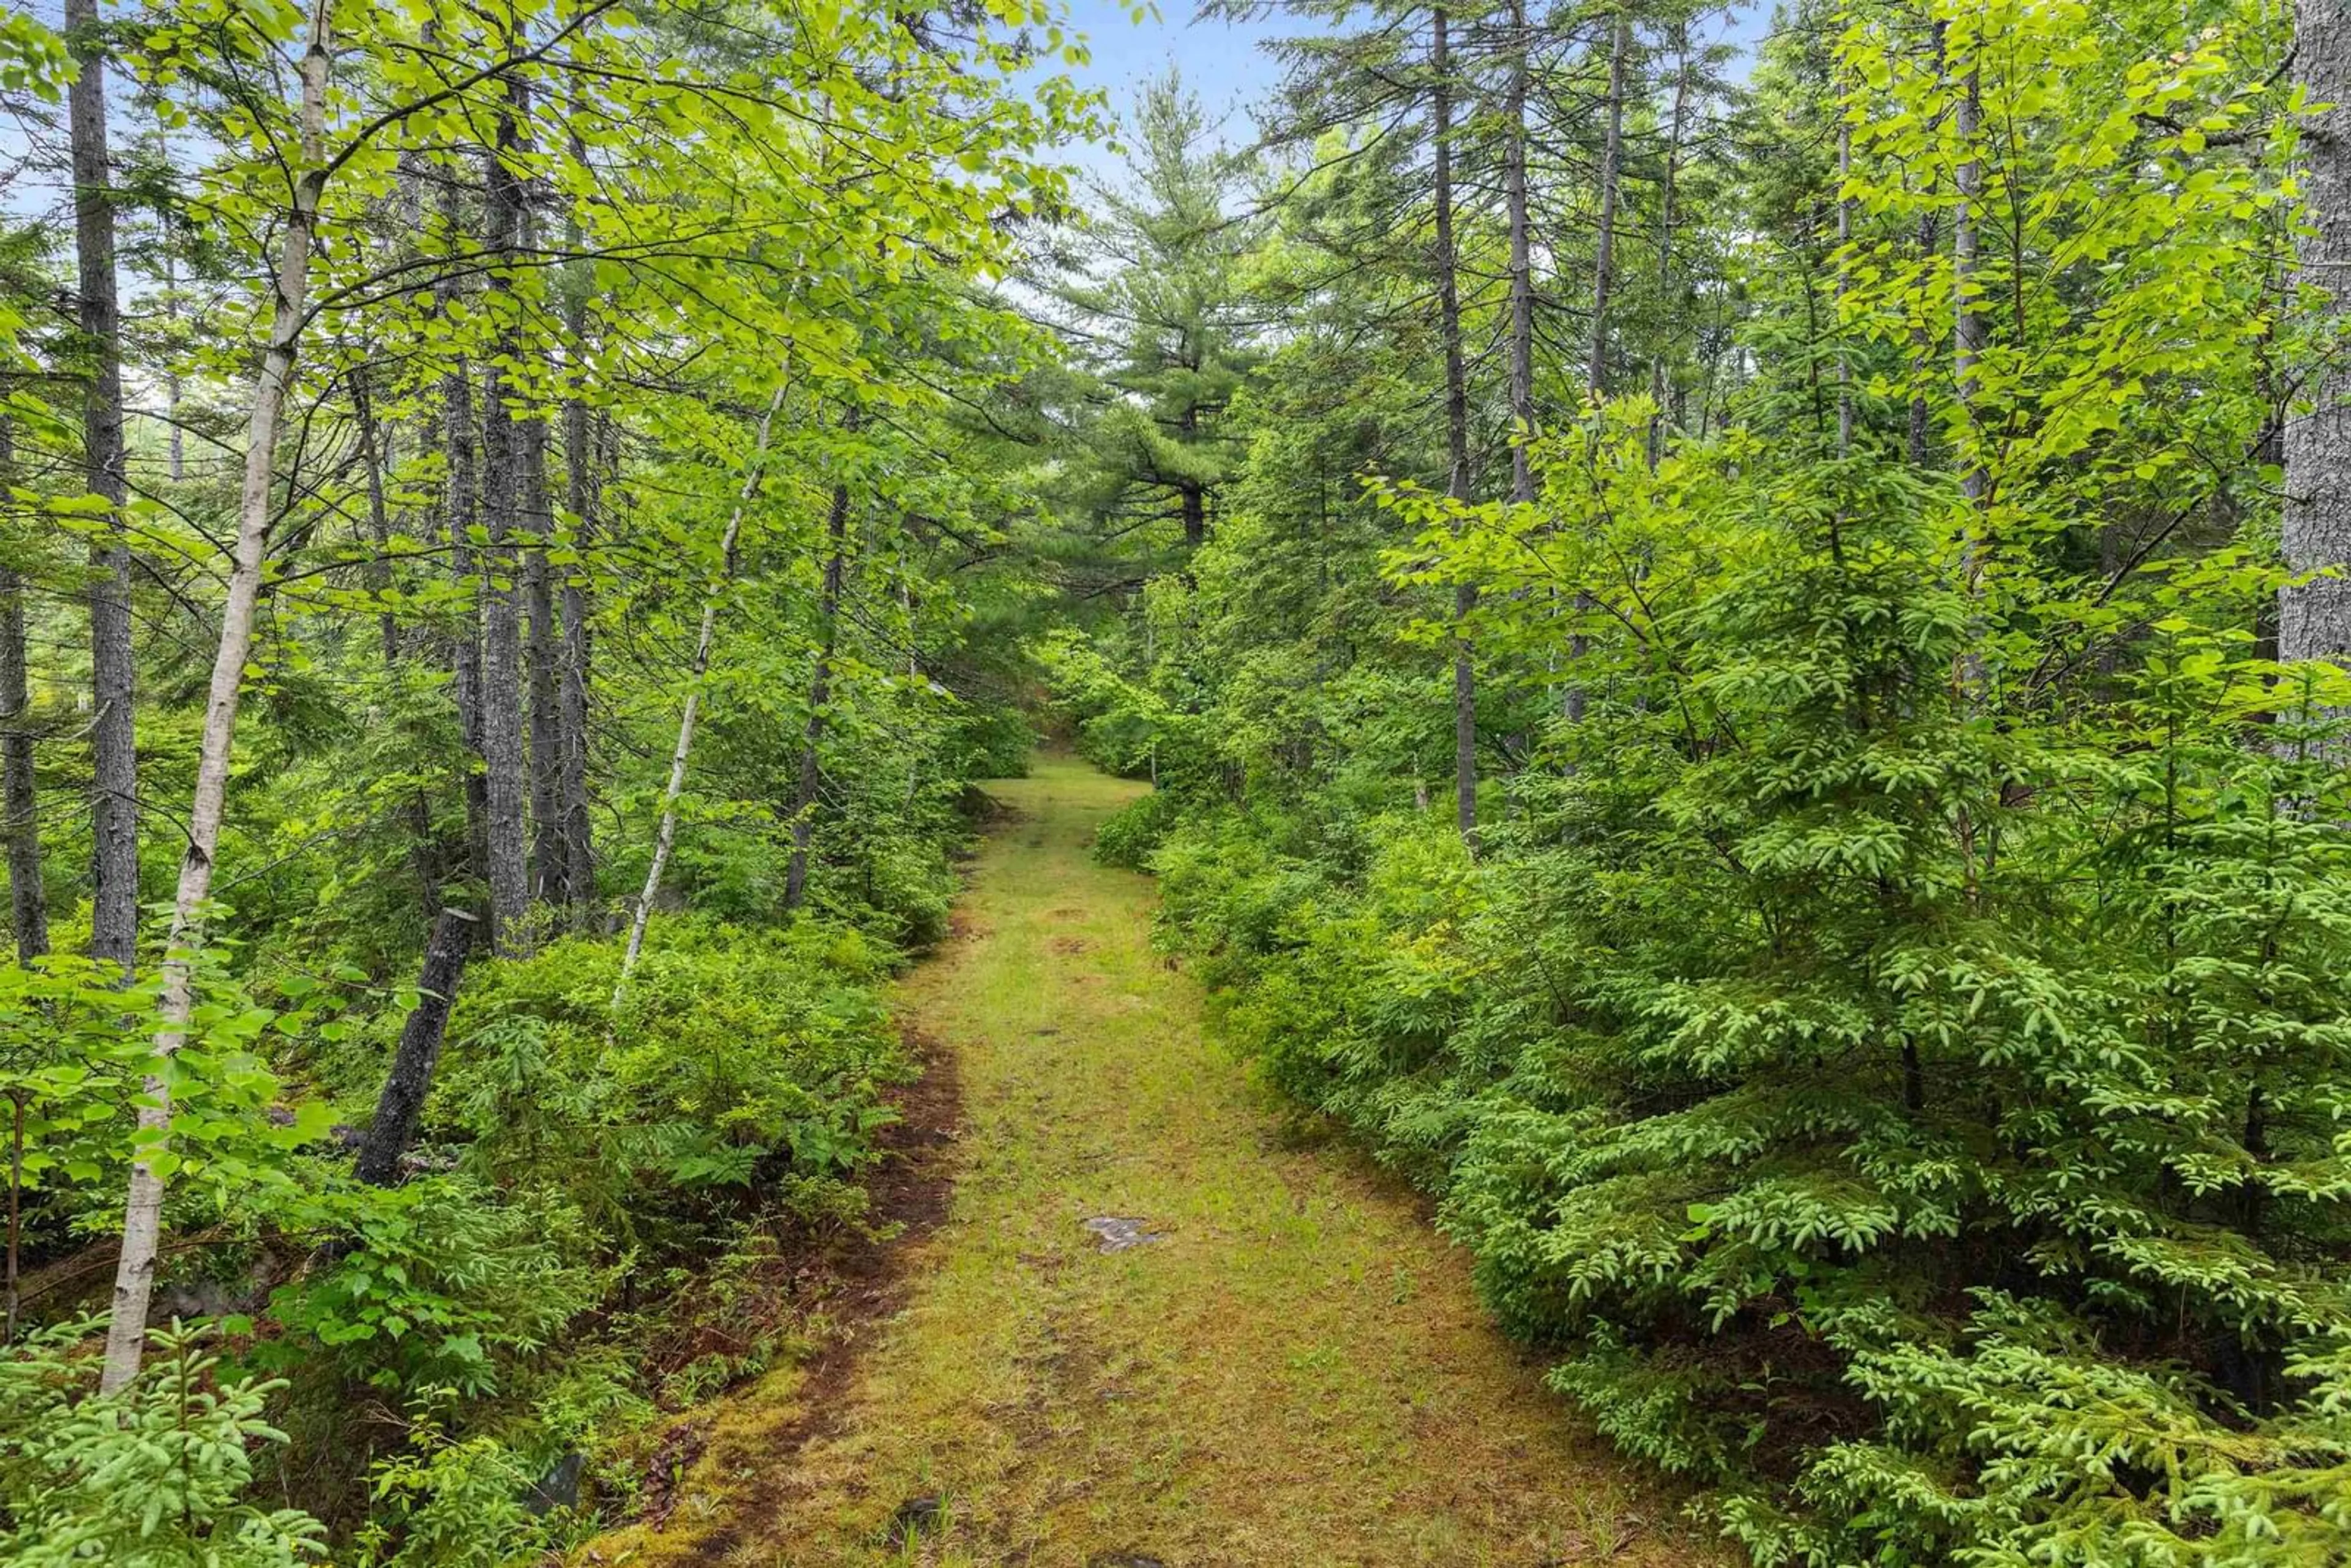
353,369,401,666
1650,26,1691,467
1837,109,1853,457
558,126,599,929
1955,60,1987,528
524,421,566,907
1587,12,1629,398
560,399,597,930
1431,6,1475,846
476,73,534,953
0,422,44,964
67,0,138,977
2284,0,2351,667
101,0,331,1395
437,174,490,888
1504,0,1535,506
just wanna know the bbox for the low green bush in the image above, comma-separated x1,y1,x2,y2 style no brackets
1149,441,2351,1563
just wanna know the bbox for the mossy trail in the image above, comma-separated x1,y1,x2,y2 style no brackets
591,756,1711,1567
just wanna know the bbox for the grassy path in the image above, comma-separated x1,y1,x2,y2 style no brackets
594,756,1705,1567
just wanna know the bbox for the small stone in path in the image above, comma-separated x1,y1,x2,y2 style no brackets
888,1495,946,1542
1081,1216,1163,1253
1090,1555,1166,1568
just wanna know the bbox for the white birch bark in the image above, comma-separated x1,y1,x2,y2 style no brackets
615,381,789,998
101,0,332,1394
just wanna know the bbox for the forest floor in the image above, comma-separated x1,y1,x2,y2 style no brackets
582,755,1712,1567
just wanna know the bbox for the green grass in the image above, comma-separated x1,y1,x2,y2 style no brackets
583,754,1713,1566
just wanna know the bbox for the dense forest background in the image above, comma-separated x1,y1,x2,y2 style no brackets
1,0,2349,1562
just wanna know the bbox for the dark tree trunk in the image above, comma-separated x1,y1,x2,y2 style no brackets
785,476,853,913
559,396,596,930
2285,0,2351,665
1504,0,1535,507
353,369,402,666
477,72,534,951
1909,21,1947,468
1431,5,1475,847
353,908,477,1187
524,424,564,906
67,0,137,977
0,424,45,964
437,175,490,888
1588,10,1630,397
1955,60,1987,525
1650,24,1692,466
1836,74,1853,458
558,116,598,932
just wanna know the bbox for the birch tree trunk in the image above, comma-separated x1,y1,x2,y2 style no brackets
616,382,788,994
1431,4,1476,846
100,0,331,1394
66,0,138,978
2284,0,2351,667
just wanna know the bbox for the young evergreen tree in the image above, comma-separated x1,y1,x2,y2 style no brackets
1056,73,1262,556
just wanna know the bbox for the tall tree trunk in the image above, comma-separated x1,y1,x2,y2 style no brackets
558,115,598,932
1911,20,1948,468
354,908,476,1187
785,474,853,913
1649,24,1692,467
1504,0,1535,507
101,0,331,1394
162,237,183,484
353,369,401,666
1566,10,1631,731
525,424,564,906
1954,59,1987,528
1837,84,1854,459
66,0,138,978
476,71,534,953
1587,9,1630,397
2283,0,2351,667
617,383,788,996
437,175,491,890
1431,4,1475,846
0,423,45,964
559,402,596,930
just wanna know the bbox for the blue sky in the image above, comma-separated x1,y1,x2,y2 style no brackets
1053,1,1306,140
1045,1,1775,183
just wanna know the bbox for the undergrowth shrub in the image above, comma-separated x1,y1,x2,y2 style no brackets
222,913,913,1553
1090,786,1182,868
0,1320,324,1566
1147,420,2351,1563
